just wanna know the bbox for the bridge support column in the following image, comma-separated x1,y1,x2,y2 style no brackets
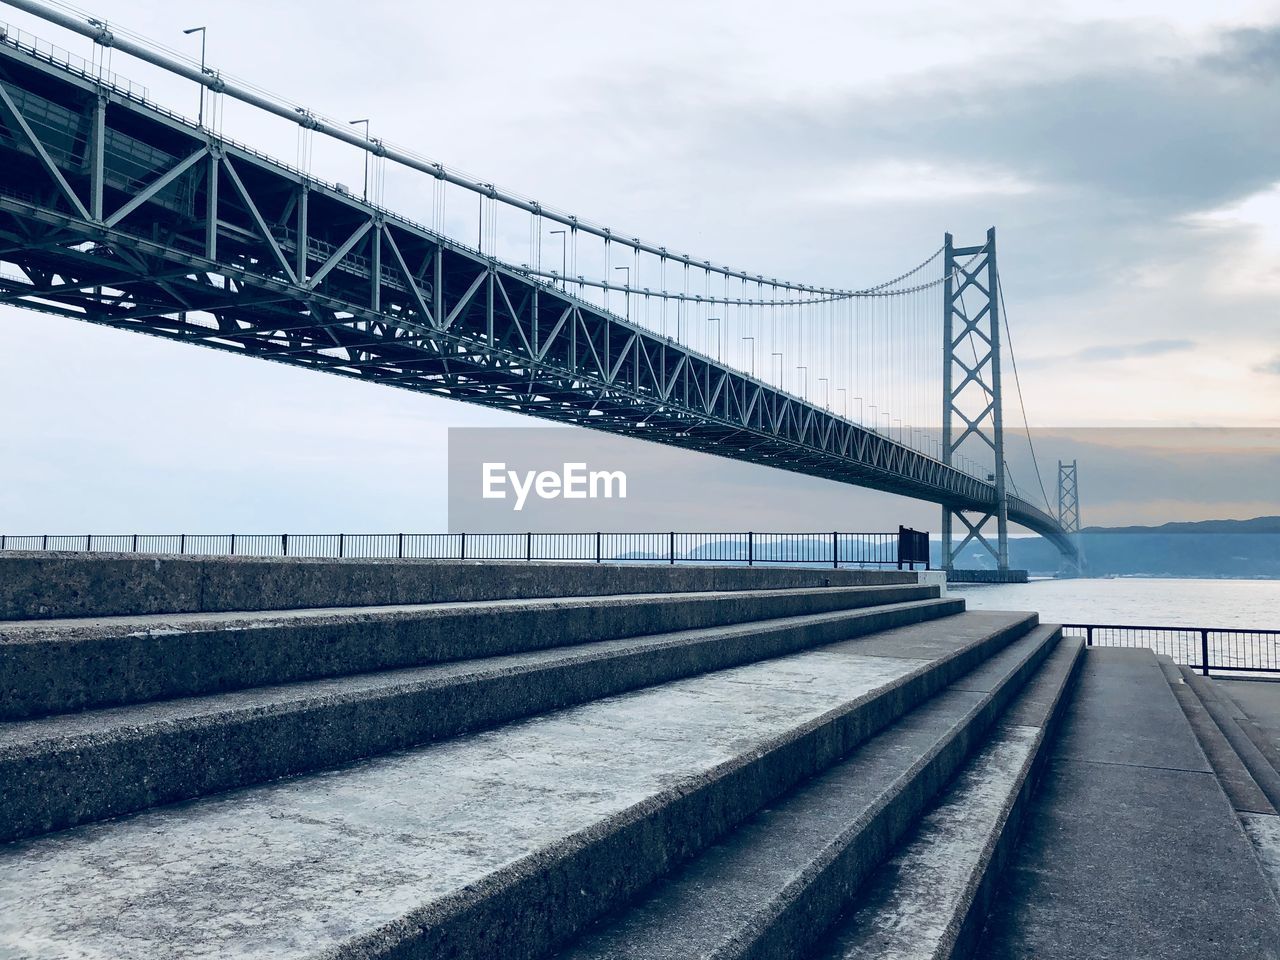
941,228,1009,572
1057,460,1086,576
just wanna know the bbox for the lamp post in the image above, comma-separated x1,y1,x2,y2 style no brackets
349,119,370,202
818,377,830,411
182,27,206,127
741,336,755,376
796,365,808,400
614,266,630,321
771,351,783,387
549,230,566,288
707,317,721,360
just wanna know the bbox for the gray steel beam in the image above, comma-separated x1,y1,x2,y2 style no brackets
0,78,91,221
0,44,1077,562
941,228,1011,571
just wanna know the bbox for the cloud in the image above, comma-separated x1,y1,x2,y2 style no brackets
697,22,1280,216
2,3,1278,531
1203,25,1280,79
1020,339,1196,369
1073,340,1197,363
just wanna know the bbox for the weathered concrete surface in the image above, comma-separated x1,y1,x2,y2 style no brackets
554,625,1059,960
0,552,914,620
1218,678,1280,780
1241,813,1280,901
1221,680,1280,753
1160,658,1276,816
0,583,938,719
0,612,1034,960
0,598,963,842
1180,666,1280,811
978,648,1280,960
812,637,1083,960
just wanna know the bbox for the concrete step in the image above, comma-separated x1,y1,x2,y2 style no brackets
808,636,1083,960
977,648,1280,960
0,611,1035,960
1161,661,1280,902
1216,680,1280,780
1,596,963,842
1177,665,1280,813
1158,658,1276,817
553,623,1062,960
0,582,939,719
0,552,918,620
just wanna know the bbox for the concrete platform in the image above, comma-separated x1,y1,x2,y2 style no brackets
0,552,914,620
0,582,939,718
0,597,962,841
977,648,1280,960
4,554,1275,959
1221,680,1280,751
811,637,1083,960
0,611,1035,960
555,626,1064,960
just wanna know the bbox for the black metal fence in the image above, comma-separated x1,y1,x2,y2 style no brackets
0,527,932,569
1064,624,1280,676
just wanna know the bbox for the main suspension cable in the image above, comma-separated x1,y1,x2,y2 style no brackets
997,277,1052,512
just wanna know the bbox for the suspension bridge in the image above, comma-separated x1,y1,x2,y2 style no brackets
0,0,1081,572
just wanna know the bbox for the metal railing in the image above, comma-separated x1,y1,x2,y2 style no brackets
0,528,932,569
1064,624,1280,676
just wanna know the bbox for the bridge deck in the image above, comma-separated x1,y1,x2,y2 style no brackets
0,33,1073,556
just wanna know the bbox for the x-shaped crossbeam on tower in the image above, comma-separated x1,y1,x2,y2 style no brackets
941,228,1009,572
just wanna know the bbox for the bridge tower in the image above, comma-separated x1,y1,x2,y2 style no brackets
941,228,1009,572
1057,459,1086,575
1057,460,1080,534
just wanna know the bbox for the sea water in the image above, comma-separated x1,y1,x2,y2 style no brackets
950,577,1280,630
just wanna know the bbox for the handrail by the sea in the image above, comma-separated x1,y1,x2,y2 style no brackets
1063,623,1280,677
0,528,934,570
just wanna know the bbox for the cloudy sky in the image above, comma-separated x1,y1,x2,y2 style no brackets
0,0,1277,532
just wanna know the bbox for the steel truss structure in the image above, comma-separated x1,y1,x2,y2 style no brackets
0,35,1078,561
1057,460,1080,534
1057,460,1085,575
941,228,1011,571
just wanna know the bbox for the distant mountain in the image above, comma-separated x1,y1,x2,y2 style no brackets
1081,516,1280,535
968,515,1280,579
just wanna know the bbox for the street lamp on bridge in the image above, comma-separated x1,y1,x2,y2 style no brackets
549,230,566,288
614,266,630,321
348,119,370,202
741,336,755,376
182,26,207,128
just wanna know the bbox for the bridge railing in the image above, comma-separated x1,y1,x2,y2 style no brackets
1064,624,1280,677
0,529,933,569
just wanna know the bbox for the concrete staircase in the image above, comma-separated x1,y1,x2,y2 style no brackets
0,553,1277,959
978,648,1280,960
